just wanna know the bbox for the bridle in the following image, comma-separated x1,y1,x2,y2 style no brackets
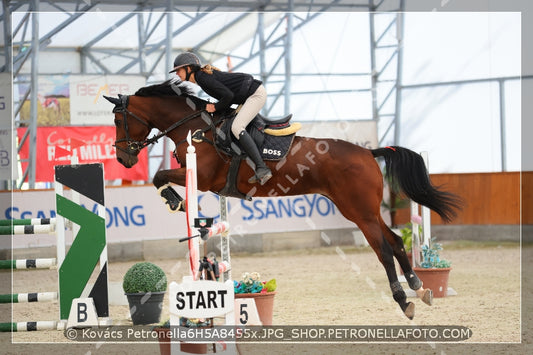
112,94,204,157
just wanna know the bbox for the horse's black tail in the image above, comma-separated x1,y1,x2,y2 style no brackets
372,146,463,223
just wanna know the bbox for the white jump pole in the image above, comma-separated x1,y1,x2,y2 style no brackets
185,131,200,280
420,151,431,248
409,151,431,267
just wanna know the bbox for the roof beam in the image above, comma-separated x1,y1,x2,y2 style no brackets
230,0,342,73
12,3,97,74
117,9,214,74
81,12,139,50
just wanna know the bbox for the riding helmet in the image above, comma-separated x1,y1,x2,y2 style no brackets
169,52,201,73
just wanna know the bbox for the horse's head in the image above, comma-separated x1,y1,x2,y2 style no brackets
103,94,152,168
105,80,209,168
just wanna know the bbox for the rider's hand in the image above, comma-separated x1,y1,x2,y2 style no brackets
205,103,216,113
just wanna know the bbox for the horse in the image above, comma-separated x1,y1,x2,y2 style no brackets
103,80,462,320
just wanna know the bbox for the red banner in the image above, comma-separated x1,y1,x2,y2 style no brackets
17,126,148,182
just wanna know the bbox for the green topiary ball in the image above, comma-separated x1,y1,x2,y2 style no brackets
123,262,167,294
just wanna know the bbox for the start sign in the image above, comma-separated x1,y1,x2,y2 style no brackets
169,278,235,319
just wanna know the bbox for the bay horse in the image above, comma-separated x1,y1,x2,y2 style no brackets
104,80,461,320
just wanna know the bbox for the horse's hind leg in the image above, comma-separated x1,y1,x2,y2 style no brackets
380,219,433,306
327,164,414,317
356,217,416,319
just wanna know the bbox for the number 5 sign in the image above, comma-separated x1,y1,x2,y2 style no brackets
234,298,262,326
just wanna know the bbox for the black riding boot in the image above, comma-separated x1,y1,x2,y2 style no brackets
238,131,272,185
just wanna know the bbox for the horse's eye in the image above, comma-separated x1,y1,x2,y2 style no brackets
114,119,121,127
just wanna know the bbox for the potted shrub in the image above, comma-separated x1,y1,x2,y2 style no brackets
123,262,167,325
234,272,277,325
399,221,422,269
400,224,413,254
413,237,452,298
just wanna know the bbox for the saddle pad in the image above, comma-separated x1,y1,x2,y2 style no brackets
264,122,302,136
260,133,296,161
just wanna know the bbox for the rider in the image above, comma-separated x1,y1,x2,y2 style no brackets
169,52,272,185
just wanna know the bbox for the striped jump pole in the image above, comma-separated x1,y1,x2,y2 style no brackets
0,218,56,226
0,321,58,332
0,224,55,235
219,195,231,282
0,163,110,332
0,258,56,270
0,292,57,303
206,221,231,277
204,221,230,239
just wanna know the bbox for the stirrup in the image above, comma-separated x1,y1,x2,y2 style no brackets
248,168,272,185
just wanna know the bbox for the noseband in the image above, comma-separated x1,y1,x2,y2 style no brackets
112,94,204,157
113,95,153,156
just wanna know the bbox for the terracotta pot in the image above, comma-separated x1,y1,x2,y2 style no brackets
235,292,276,325
154,328,171,355
413,267,451,298
155,327,208,355
179,342,208,354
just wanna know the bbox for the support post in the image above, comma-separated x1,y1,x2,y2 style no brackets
220,196,231,282
420,151,431,247
185,132,200,280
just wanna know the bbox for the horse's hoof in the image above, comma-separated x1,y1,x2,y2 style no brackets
404,302,415,320
421,288,433,306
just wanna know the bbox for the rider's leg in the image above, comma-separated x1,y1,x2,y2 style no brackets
238,130,272,184
231,85,272,185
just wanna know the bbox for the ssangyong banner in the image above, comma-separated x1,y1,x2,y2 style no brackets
69,75,146,125
4,185,356,249
17,126,148,182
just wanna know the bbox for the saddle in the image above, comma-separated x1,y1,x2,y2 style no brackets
211,111,301,200
215,112,301,160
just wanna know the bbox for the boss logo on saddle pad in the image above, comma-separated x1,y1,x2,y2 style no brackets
262,148,282,157
260,134,296,161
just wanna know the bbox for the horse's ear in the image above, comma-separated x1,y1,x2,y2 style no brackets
103,95,121,105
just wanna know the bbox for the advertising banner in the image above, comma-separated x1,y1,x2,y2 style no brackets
0,73,15,180
17,126,148,182
16,74,145,126
5,185,356,249
299,120,378,149
69,75,146,125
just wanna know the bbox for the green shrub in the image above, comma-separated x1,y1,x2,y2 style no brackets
123,262,167,293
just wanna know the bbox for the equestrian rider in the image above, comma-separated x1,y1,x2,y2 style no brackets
169,52,273,185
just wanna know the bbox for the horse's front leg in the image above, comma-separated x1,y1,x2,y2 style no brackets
153,168,186,212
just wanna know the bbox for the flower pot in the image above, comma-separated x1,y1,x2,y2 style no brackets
126,291,165,325
155,328,208,355
235,292,276,325
413,267,451,298
155,327,171,355
179,342,208,354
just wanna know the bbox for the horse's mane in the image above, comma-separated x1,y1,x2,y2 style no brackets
134,80,197,97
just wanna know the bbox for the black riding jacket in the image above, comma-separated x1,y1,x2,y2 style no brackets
195,70,262,112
